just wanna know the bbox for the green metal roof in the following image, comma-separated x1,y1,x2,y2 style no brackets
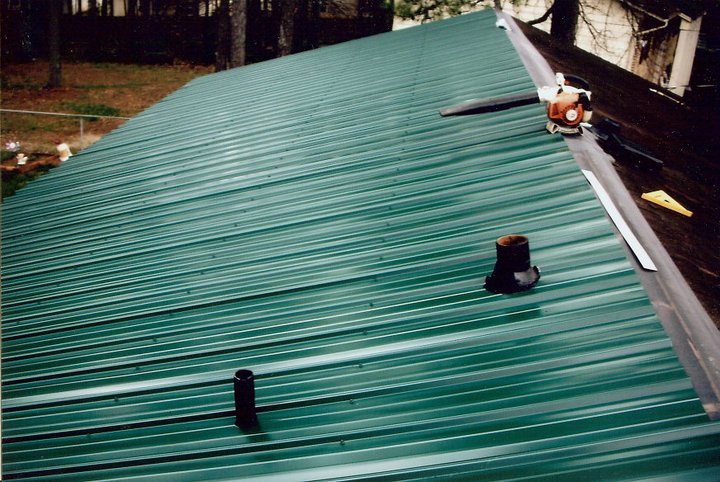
2,10,719,480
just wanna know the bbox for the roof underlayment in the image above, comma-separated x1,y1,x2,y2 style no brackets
3,10,720,480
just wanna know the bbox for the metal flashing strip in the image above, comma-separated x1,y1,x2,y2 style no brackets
581,169,657,271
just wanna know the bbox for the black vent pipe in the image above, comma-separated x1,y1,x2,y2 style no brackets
234,369,258,427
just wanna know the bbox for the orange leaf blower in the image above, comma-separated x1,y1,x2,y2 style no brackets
440,73,592,135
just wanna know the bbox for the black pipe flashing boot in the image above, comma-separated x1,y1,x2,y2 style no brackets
484,235,540,294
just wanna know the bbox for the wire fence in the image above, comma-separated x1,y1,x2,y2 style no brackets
0,108,131,149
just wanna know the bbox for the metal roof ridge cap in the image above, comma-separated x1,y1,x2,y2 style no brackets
496,10,720,419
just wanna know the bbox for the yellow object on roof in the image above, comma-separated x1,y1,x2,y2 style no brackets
641,190,693,217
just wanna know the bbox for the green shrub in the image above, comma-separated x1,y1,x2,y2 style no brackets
1,150,18,162
2,171,42,198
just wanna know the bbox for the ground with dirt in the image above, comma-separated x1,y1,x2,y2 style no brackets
1,61,211,195
519,21,720,328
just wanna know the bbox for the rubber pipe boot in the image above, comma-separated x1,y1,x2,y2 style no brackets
485,235,540,294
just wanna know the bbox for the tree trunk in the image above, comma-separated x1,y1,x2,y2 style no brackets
246,0,261,61
295,0,308,51
215,0,231,70
47,0,62,88
230,0,248,67
128,0,137,15
384,0,395,31
306,0,320,49
139,0,151,16
550,0,578,44
278,0,295,56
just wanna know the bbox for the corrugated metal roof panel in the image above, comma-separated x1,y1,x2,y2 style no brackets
3,11,719,480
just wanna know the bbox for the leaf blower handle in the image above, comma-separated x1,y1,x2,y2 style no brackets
562,74,590,91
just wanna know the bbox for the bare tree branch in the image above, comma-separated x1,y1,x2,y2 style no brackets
527,3,554,26
578,1,604,49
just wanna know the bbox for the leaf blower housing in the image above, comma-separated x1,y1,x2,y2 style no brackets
538,73,592,135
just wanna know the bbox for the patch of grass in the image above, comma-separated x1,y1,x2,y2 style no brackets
62,101,122,119
2,114,79,140
0,73,43,91
77,83,146,90
0,80,43,91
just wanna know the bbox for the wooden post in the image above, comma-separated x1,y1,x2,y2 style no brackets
668,15,703,97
